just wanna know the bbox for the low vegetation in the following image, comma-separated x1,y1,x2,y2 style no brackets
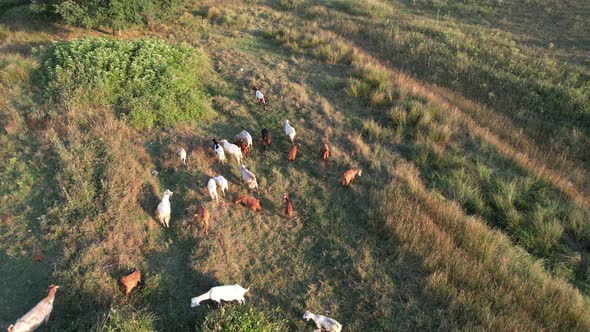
200,306,289,332
1,0,590,331
31,0,188,33
34,38,212,129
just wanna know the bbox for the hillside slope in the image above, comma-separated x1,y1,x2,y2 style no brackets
1,0,589,331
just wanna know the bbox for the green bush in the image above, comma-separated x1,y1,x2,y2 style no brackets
200,305,290,332
31,0,188,31
34,38,212,129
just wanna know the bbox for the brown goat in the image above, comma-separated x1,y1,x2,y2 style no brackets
321,143,329,162
288,143,300,162
119,268,141,296
234,195,263,213
341,168,362,187
261,128,271,150
193,206,210,235
283,193,293,219
234,139,250,157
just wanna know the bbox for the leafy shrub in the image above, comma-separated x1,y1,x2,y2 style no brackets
32,0,189,31
200,305,290,332
34,38,212,129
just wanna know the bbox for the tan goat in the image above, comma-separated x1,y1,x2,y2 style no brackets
234,195,263,213
341,168,362,187
193,206,210,235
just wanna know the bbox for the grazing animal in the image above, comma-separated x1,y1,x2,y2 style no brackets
235,130,253,149
261,128,271,150
234,139,250,157
234,195,263,213
252,86,267,111
212,138,226,164
193,206,210,235
321,143,329,162
284,120,296,144
190,284,249,307
239,165,258,190
156,189,173,228
303,311,342,332
207,179,219,204
220,139,243,165
341,169,362,187
176,147,187,165
119,268,141,296
283,193,293,219
288,143,300,162
213,175,229,197
8,285,59,332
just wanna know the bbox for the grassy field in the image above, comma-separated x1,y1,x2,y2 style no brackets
1,0,590,331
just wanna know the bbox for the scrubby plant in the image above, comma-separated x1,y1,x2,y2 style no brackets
31,0,189,32
34,38,212,129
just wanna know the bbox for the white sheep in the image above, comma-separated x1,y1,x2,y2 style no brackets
284,119,296,144
190,284,249,307
156,189,173,228
220,139,243,165
207,178,219,204
8,285,59,332
235,130,253,149
303,311,342,332
239,164,258,190
176,147,187,165
212,138,226,164
213,175,229,197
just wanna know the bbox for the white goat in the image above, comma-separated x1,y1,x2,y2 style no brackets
212,138,226,164
239,164,258,190
156,189,173,228
235,130,253,149
8,285,59,332
284,120,296,144
190,284,249,307
220,139,243,164
207,178,219,204
213,175,229,197
176,147,187,165
303,311,342,332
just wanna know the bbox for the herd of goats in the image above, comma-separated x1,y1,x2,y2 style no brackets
6,87,365,332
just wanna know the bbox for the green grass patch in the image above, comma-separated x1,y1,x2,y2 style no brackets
200,305,290,331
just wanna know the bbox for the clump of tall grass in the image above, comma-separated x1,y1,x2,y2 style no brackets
436,169,490,218
205,6,223,19
328,0,394,18
312,40,353,64
34,38,212,129
362,118,387,142
345,77,369,98
346,57,397,107
514,205,564,257
265,24,353,64
271,0,305,11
